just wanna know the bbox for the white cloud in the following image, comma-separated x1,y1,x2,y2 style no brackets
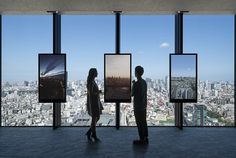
160,42,170,48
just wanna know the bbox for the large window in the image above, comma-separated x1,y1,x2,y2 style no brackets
1,16,53,126
121,16,175,126
61,16,115,126
1,14,234,127
183,15,234,126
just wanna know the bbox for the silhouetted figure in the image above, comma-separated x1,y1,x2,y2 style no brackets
132,66,148,145
86,68,103,142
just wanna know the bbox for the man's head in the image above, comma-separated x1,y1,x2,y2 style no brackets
135,66,144,78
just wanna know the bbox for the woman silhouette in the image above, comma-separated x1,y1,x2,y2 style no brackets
86,68,102,141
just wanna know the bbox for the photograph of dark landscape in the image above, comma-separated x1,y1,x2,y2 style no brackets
170,54,197,102
39,54,66,102
104,54,131,102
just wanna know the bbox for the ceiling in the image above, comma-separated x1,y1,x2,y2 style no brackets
1,0,236,14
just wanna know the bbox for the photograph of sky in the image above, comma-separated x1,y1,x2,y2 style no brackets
39,54,66,102
105,55,130,78
40,55,65,77
171,55,196,77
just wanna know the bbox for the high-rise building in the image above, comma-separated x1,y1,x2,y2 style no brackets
193,104,207,126
165,75,169,92
24,81,29,87
211,83,215,90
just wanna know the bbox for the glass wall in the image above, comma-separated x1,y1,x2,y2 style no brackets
183,15,234,126
121,16,175,126
1,15,234,127
61,16,115,126
1,16,53,126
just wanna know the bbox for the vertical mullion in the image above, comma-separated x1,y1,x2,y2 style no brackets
115,11,121,130
116,12,120,54
53,13,61,129
179,13,183,130
175,12,183,129
174,14,179,128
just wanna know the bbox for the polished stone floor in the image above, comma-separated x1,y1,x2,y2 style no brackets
0,127,235,158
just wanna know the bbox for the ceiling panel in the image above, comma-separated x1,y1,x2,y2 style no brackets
0,0,236,14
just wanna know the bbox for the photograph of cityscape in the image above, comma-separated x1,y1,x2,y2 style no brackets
104,54,131,102
39,54,66,102
1,15,234,127
170,54,197,102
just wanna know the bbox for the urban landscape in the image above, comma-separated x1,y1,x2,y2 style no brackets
1,77,234,126
171,76,196,100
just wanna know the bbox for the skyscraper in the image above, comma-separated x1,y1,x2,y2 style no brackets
165,75,169,92
193,104,207,126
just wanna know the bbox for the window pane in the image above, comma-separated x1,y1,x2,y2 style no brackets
183,15,234,126
61,16,115,126
121,16,175,126
1,16,53,126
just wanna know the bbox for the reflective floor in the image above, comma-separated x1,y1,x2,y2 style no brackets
0,127,236,158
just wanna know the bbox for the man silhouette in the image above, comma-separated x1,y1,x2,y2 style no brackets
132,66,148,145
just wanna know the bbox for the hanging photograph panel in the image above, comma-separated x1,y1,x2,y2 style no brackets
104,54,131,102
170,53,197,103
38,54,67,102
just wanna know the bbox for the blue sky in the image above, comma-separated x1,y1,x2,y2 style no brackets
2,15,234,82
171,55,196,77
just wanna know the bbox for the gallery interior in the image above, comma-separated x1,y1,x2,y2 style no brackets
0,0,236,157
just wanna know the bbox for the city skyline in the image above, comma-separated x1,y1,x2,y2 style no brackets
1,15,234,82
2,78,234,126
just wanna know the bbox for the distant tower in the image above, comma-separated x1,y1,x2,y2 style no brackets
165,75,169,92
146,78,152,89
211,83,215,90
205,80,209,90
193,104,207,126
24,81,29,87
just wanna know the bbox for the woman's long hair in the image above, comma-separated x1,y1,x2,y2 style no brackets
87,68,97,89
